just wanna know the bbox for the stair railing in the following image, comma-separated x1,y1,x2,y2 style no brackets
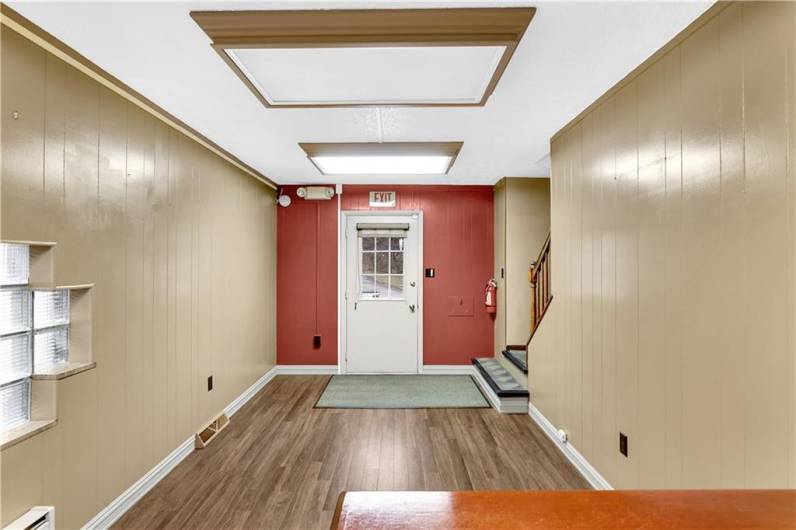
528,232,552,341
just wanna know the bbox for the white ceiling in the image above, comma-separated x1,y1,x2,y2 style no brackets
228,45,506,106
8,1,712,185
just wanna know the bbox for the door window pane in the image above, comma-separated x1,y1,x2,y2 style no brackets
375,252,389,274
390,252,403,274
374,276,390,298
361,252,374,273
360,275,375,295
390,276,404,298
357,232,406,300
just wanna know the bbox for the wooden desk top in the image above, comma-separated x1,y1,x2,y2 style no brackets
332,490,796,529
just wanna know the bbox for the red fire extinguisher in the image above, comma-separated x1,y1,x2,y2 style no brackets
485,278,497,314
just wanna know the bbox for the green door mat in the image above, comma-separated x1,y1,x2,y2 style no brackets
315,375,489,409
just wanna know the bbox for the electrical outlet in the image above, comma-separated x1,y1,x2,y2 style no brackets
619,432,628,457
313,335,321,348
207,375,213,392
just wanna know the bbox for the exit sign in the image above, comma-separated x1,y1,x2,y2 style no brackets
369,191,396,208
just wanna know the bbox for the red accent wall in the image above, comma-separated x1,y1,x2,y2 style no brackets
276,186,338,365
277,184,494,366
342,185,494,365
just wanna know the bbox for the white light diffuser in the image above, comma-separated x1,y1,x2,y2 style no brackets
226,46,505,107
312,155,453,175
300,142,463,176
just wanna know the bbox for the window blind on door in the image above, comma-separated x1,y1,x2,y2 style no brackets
356,223,409,238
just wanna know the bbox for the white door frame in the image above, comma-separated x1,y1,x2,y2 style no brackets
338,210,424,374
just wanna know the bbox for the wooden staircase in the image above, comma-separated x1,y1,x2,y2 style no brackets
473,233,552,414
529,232,552,341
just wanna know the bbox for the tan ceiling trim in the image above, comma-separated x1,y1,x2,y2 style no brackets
190,8,535,109
0,4,276,190
299,141,464,175
551,1,730,144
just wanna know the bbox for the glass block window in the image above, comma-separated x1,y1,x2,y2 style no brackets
33,289,69,329
0,287,31,335
0,333,32,385
33,326,68,371
0,379,30,430
32,289,69,371
359,236,405,300
0,243,29,286
0,243,42,432
1,247,77,431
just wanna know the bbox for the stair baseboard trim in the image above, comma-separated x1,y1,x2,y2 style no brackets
471,367,527,413
275,365,339,375
527,401,613,490
83,366,279,530
501,349,528,374
421,365,475,375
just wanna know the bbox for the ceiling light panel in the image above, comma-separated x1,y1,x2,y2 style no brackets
226,46,505,106
191,8,535,108
312,155,454,175
300,142,463,176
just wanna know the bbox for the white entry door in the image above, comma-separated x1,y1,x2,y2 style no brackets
344,214,419,373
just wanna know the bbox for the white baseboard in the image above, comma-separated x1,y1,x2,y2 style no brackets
83,366,279,529
421,365,475,375
527,401,613,490
83,436,194,529
275,364,338,375
225,366,278,416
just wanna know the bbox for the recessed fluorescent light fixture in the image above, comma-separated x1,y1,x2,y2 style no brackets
190,8,535,108
299,142,463,175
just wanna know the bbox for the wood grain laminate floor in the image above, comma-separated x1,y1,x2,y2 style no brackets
113,375,589,530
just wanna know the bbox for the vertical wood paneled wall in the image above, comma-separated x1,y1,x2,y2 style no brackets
530,1,795,489
0,26,277,527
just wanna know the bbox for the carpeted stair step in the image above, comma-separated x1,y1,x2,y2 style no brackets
502,347,528,374
471,357,529,398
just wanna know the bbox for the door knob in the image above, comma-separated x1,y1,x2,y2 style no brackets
409,304,416,313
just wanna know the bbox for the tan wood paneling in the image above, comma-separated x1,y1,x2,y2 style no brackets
493,177,551,369
0,23,277,528
0,4,275,189
533,0,796,489
741,0,792,488
504,178,550,346
716,3,746,487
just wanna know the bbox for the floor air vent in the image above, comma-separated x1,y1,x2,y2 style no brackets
195,412,229,449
